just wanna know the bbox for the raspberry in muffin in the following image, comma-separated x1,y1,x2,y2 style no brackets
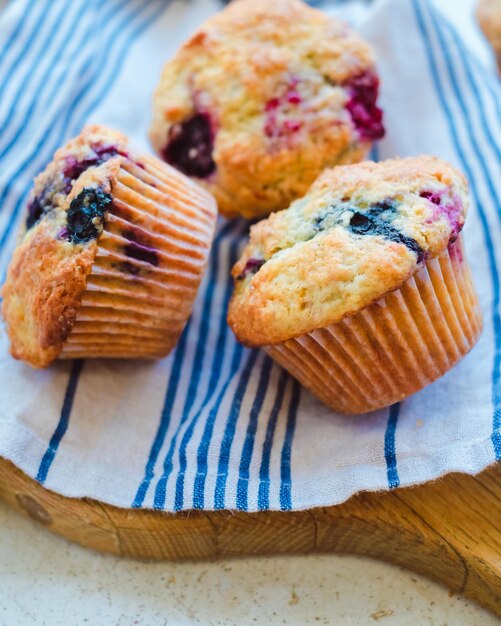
150,0,384,219
228,156,482,414
2,125,217,368
477,0,501,73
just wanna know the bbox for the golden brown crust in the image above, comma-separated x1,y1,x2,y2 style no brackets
2,224,97,367
477,0,501,72
227,156,469,346
150,0,379,218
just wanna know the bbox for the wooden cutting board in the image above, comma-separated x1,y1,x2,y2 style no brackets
0,457,499,616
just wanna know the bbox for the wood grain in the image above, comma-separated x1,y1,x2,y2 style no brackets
0,457,499,616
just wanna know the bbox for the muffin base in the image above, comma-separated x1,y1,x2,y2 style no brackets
264,237,482,414
60,157,215,360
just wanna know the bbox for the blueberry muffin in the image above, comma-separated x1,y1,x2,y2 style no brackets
478,0,501,73
150,0,384,219
2,125,217,368
228,156,482,414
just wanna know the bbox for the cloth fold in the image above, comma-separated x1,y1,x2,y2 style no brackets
0,0,499,512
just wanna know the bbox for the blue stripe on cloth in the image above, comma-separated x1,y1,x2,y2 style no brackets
0,2,83,155
181,239,246,509
426,4,501,217
213,348,260,509
133,219,238,508
439,18,501,160
436,11,501,122
0,0,49,101
27,1,169,482
153,225,244,510
258,370,289,511
0,0,35,70
182,227,246,508
0,2,125,159
414,0,501,459
132,321,191,508
384,403,400,489
439,27,501,165
236,356,274,510
54,0,166,146
279,380,301,510
36,360,84,483
0,0,162,257
189,341,244,510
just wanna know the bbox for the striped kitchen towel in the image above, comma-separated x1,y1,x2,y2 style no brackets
0,0,499,512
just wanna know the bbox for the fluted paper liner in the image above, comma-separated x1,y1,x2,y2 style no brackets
265,237,482,414
61,156,215,359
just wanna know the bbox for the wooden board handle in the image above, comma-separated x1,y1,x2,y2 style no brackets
0,457,499,616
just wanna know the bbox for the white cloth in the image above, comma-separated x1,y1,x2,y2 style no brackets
0,0,499,512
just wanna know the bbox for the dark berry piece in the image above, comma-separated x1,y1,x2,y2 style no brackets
120,227,158,268
313,214,325,232
62,156,97,192
56,226,69,240
420,191,462,242
420,190,442,205
343,70,385,141
162,113,215,178
265,98,280,112
93,144,128,162
348,210,424,263
26,197,44,229
121,227,151,244
123,241,158,267
348,212,376,234
25,183,59,230
66,187,112,244
287,91,301,104
347,71,379,107
25,144,126,231
120,261,141,275
369,200,396,216
62,144,127,193
313,200,424,262
237,257,265,280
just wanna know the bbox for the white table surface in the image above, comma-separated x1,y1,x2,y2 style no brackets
1,0,499,624
1,498,498,626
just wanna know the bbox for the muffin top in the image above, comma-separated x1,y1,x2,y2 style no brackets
228,156,468,346
150,0,384,218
